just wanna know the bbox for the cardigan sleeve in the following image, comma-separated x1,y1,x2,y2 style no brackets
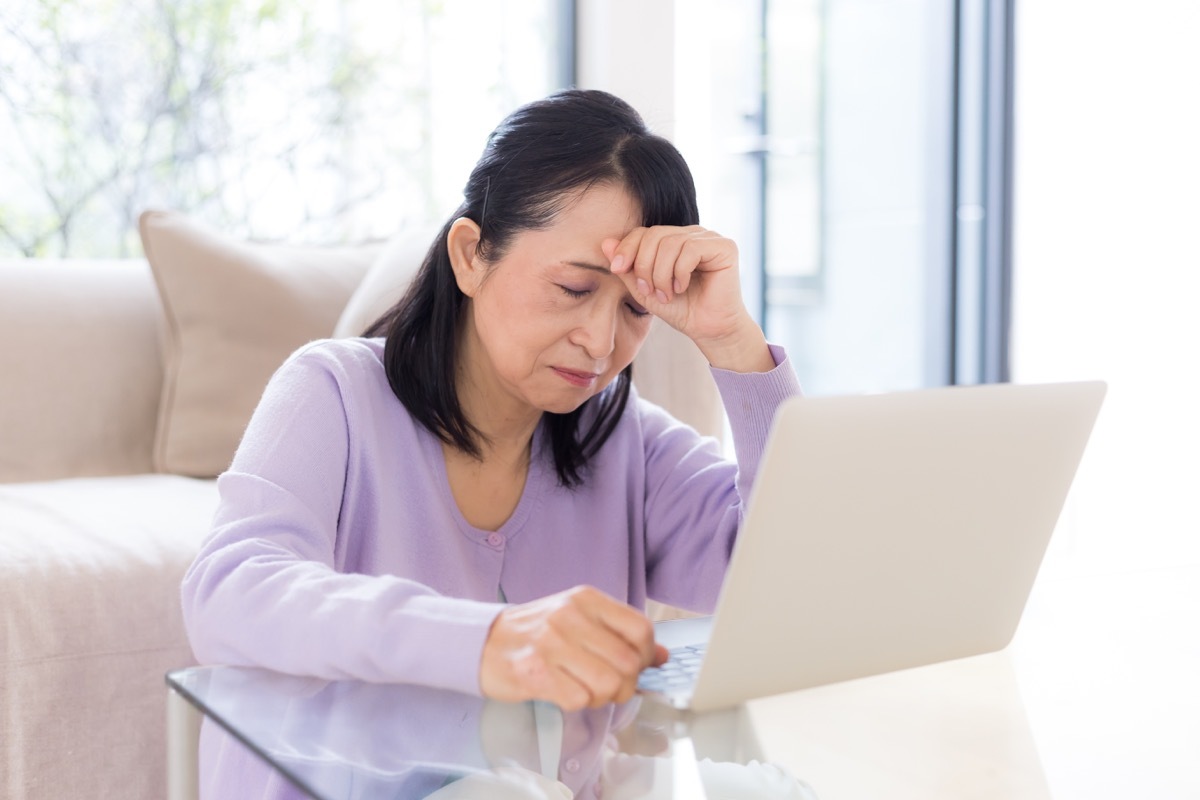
179,345,505,695
640,344,801,612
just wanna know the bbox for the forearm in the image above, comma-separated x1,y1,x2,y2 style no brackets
182,542,505,694
641,349,800,609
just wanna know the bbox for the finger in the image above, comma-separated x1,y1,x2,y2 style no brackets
611,674,641,706
664,231,716,295
576,618,647,677
555,644,629,708
601,237,622,269
608,228,646,276
631,226,716,302
554,587,657,676
563,585,659,670
572,617,659,705
652,231,697,302
546,610,644,707
541,663,594,711
628,229,665,302
581,591,659,668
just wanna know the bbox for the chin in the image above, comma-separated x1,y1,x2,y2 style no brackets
532,374,621,416
538,396,593,415
536,384,609,416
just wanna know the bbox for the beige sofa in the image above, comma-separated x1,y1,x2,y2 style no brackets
0,211,722,800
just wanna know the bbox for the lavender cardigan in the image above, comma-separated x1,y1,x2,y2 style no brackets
180,336,800,796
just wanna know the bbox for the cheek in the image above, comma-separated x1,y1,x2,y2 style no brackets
477,295,574,370
612,317,653,368
477,276,549,333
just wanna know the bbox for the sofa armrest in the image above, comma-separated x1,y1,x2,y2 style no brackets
0,259,163,482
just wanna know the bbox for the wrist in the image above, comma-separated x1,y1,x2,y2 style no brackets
695,317,775,373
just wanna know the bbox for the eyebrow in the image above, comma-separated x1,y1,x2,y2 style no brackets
563,260,611,274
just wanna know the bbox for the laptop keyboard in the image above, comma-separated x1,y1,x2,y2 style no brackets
637,643,707,693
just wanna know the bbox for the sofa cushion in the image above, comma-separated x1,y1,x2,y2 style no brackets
139,211,379,477
0,474,218,799
0,259,163,483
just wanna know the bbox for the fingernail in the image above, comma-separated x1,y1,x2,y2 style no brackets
656,289,669,304
637,278,650,296
673,279,683,294
611,255,625,272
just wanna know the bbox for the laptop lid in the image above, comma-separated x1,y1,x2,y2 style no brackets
688,380,1106,711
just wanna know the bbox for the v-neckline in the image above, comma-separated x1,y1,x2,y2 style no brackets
421,419,548,541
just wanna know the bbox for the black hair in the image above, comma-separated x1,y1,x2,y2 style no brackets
365,89,700,487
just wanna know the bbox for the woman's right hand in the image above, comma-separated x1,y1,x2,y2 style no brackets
480,586,668,711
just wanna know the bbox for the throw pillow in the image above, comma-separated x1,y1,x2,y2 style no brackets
334,222,443,338
139,210,378,477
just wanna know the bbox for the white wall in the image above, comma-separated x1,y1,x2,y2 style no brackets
1012,1,1200,574
576,0,676,138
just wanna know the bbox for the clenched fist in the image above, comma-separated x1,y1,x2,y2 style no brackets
480,586,668,711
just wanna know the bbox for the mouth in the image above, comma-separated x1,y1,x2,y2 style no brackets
551,367,600,388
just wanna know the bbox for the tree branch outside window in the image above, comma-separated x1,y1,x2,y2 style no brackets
0,0,560,257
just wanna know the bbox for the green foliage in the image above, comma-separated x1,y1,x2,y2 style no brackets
1,0,533,258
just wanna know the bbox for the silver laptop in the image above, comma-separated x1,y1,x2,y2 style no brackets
638,380,1106,711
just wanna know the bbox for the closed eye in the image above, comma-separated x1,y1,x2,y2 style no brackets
559,285,650,318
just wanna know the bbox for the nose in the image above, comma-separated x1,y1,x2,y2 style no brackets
570,300,618,361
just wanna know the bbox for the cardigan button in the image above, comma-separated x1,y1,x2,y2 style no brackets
564,758,581,773
486,532,504,547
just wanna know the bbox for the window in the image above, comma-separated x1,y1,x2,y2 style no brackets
0,0,569,257
676,0,1013,394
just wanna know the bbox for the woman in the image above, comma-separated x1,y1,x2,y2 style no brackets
181,88,801,791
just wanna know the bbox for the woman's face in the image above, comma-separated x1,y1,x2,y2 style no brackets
460,183,653,417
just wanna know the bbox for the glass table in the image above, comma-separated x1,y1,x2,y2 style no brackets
165,665,816,800
165,565,1200,799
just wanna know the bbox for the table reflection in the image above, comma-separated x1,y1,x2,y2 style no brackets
168,666,816,799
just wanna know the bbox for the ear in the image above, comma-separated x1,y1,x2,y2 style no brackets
446,217,485,298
